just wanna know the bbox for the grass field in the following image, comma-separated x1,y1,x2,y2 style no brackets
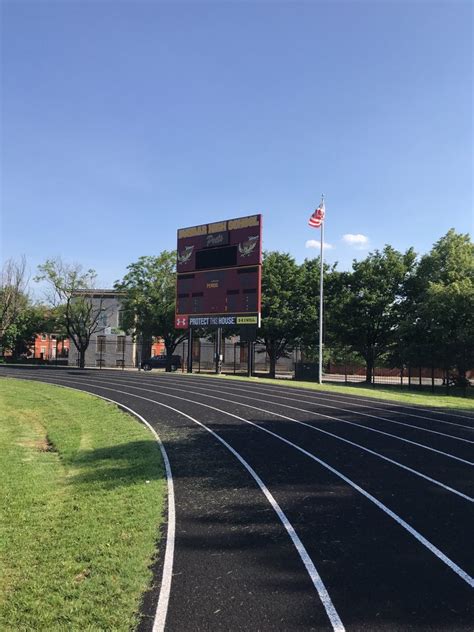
180,372,474,411
0,378,166,631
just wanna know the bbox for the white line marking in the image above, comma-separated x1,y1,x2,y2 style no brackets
16,374,345,632
112,376,474,467
39,373,474,589
164,374,474,431
101,376,473,502
166,379,474,443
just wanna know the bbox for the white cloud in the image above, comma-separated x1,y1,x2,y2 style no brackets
305,240,334,251
342,233,369,248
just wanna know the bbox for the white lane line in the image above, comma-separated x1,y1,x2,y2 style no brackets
110,376,474,468
156,377,474,444
95,376,473,502
162,374,474,430
19,374,345,632
43,374,474,589
6,378,177,632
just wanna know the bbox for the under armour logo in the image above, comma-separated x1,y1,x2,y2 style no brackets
175,316,188,328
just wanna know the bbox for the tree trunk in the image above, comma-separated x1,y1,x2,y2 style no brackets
141,335,153,362
165,344,176,372
79,349,86,369
365,354,373,384
268,351,277,379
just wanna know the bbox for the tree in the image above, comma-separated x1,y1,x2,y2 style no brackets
3,304,58,358
0,257,28,354
331,246,416,383
115,252,187,371
258,251,301,378
298,257,344,362
402,229,474,381
36,258,107,368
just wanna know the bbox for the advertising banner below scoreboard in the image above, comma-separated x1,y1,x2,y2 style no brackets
175,313,260,329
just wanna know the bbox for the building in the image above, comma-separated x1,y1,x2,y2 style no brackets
66,289,166,368
32,333,69,361
67,290,136,368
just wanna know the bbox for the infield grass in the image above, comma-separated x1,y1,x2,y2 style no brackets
0,378,166,631
178,372,474,411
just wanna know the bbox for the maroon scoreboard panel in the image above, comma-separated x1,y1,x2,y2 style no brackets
175,214,262,329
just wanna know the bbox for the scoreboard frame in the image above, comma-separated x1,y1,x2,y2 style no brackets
175,214,262,329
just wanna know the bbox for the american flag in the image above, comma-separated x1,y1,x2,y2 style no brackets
308,199,325,228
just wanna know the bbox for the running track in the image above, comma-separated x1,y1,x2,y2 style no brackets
2,367,473,631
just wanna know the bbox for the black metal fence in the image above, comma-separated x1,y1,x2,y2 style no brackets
7,335,471,396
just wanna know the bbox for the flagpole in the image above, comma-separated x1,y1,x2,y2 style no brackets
318,195,324,384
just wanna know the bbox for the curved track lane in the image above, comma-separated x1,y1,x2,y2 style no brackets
2,367,473,632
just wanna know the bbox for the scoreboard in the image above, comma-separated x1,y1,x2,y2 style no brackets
175,214,262,329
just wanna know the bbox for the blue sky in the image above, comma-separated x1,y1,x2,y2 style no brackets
2,1,472,290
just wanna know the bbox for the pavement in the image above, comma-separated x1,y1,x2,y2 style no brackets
1,366,473,631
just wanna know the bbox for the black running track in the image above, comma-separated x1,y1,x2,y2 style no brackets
2,367,473,632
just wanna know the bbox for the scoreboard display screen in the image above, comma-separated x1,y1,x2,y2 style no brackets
175,214,262,329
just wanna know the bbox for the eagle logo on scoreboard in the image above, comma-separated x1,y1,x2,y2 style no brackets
238,235,259,257
177,245,194,264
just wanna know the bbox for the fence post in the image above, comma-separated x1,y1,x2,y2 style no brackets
234,343,236,375
419,366,422,389
344,358,348,385
445,368,449,395
400,367,404,389
122,340,125,370
408,365,411,388
99,342,103,369
431,365,434,393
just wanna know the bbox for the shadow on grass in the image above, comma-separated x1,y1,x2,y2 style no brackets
70,440,165,490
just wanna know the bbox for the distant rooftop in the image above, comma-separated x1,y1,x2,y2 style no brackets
72,289,126,297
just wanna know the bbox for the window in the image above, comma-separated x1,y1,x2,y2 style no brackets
96,336,106,353
116,336,125,354
40,346,46,356
118,310,125,329
116,359,124,368
96,359,105,367
41,334,47,341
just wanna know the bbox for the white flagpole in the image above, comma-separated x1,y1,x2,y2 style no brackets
318,195,324,384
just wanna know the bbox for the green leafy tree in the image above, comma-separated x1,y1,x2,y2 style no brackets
258,251,301,378
115,252,187,371
332,246,416,383
402,229,474,381
298,258,345,362
36,258,107,368
5,304,58,358
0,257,28,355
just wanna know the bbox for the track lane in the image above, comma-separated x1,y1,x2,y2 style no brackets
104,374,474,480
153,376,474,463
3,368,474,631
158,375,474,444
75,373,474,579
166,373,474,428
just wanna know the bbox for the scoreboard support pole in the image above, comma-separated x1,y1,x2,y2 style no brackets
215,327,223,374
247,341,252,377
187,328,193,373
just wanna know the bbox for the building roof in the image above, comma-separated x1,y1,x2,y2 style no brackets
72,289,126,298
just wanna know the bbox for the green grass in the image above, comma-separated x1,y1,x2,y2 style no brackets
0,378,166,631
177,372,474,411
